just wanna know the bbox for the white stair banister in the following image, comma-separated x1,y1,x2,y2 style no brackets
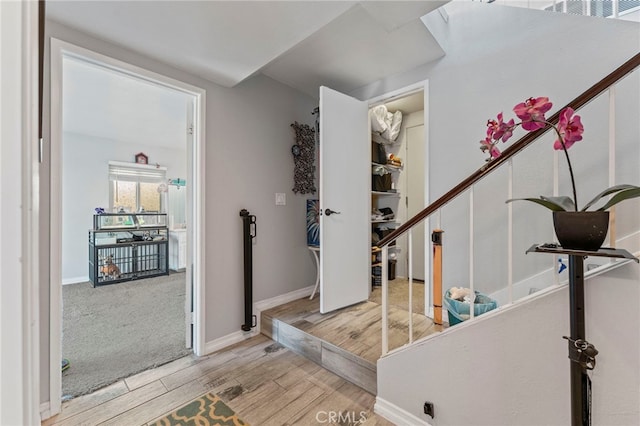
408,229,414,344
608,86,617,248
381,246,389,355
508,158,514,304
469,186,475,319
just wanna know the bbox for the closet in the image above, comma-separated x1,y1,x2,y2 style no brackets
369,91,425,285
317,86,425,314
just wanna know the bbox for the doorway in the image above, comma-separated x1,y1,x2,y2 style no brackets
49,38,206,412
367,81,429,313
317,82,429,316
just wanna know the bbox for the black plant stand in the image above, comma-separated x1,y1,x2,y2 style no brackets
526,244,638,426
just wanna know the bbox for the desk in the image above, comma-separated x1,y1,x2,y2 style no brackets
308,245,320,299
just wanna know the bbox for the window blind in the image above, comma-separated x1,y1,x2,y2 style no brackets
108,163,166,183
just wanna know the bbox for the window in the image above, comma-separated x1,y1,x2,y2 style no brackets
542,0,640,17
109,161,167,213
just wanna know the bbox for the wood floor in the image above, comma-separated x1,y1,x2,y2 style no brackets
42,280,437,426
42,335,393,426
263,279,444,364
261,279,445,395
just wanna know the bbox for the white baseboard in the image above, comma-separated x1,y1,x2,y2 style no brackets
203,285,314,355
62,276,88,285
204,329,257,355
375,396,432,426
254,285,314,312
40,402,52,422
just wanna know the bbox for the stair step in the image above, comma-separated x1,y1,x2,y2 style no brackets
263,316,377,394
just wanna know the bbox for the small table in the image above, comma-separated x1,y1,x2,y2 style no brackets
308,245,320,299
526,244,638,426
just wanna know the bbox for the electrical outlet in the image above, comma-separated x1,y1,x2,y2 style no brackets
275,193,286,206
424,401,434,419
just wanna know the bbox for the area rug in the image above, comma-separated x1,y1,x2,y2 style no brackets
150,392,249,426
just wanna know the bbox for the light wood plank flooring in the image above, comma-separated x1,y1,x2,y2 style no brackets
42,335,393,426
263,279,445,365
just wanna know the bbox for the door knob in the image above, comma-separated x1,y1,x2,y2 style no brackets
325,209,341,216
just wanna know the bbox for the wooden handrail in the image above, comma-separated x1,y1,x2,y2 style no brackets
377,52,640,248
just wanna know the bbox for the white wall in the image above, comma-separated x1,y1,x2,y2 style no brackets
61,132,187,283
620,9,640,21
351,2,640,297
41,20,318,404
376,261,640,425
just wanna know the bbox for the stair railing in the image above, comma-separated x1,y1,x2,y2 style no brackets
376,52,640,356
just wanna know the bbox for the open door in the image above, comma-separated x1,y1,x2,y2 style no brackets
185,99,194,348
319,86,370,313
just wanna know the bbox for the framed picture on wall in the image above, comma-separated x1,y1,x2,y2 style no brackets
306,199,320,247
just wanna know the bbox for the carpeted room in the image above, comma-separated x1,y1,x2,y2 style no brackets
59,55,194,398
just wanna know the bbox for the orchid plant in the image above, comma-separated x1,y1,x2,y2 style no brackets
480,96,640,212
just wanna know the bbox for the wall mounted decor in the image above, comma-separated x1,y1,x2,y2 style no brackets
290,122,316,194
135,152,148,164
306,199,320,246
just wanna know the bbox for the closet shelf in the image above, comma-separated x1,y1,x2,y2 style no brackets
371,246,400,253
372,162,402,172
371,190,400,197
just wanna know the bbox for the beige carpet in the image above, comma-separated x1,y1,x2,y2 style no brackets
62,272,191,399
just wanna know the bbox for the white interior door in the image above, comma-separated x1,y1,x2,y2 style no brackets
319,86,369,313
406,125,426,280
185,99,194,348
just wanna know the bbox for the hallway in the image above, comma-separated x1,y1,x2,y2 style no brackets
43,335,392,425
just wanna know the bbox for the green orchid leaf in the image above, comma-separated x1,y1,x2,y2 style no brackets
581,184,639,211
596,187,640,211
540,195,575,212
506,197,568,212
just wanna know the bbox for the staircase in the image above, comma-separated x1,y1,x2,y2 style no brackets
261,283,445,395
370,49,640,426
262,3,640,424
375,260,640,425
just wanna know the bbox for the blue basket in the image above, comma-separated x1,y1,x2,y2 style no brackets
444,289,497,326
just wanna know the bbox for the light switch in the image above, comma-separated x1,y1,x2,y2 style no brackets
275,193,286,206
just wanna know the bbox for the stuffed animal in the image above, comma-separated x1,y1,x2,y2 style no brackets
100,255,121,279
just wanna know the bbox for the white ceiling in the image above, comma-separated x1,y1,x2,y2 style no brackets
62,57,192,149
261,3,445,97
47,1,447,96
384,91,424,114
50,0,447,147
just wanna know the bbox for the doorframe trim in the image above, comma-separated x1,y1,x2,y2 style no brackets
366,80,431,315
48,38,206,415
